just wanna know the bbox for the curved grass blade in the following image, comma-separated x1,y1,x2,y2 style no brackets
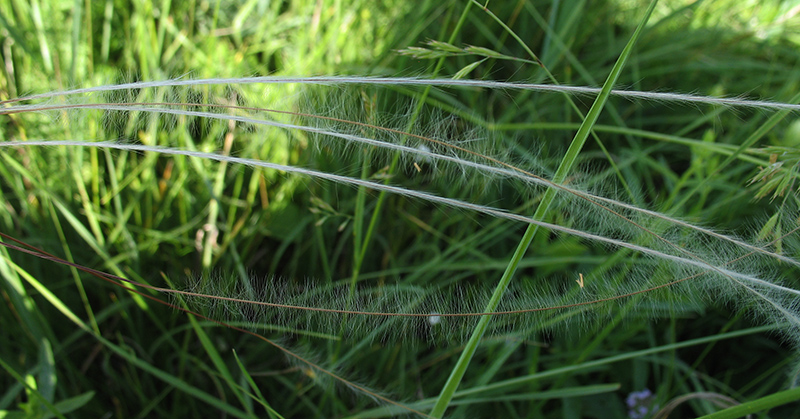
695,386,800,419
4,78,800,113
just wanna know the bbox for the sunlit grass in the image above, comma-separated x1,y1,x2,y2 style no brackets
2,1,800,418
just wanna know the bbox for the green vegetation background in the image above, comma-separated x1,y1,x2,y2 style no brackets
1,0,800,418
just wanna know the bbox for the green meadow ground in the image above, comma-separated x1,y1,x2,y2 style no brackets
2,0,800,418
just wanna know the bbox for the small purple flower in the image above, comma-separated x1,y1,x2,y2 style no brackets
626,389,658,419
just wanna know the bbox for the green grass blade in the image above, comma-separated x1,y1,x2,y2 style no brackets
428,1,659,416
185,311,254,415
232,349,286,419
164,274,253,414
695,386,800,419
349,384,620,418
0,357,67,419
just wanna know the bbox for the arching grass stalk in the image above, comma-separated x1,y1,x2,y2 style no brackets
3,209,794,324
6,79,800,114
428,1,659,416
